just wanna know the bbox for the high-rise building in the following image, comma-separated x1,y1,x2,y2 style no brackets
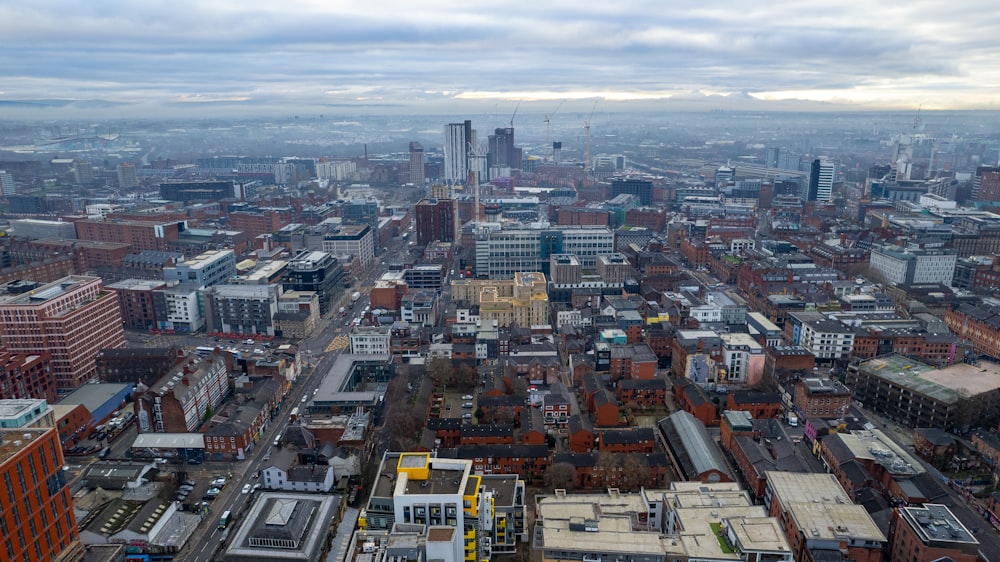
0,276,126,392
765,147,780,168
610,177,653,205
975,166,1000,202
72,161,94,185
282,250,344,315
808,158,835,202
0,426,83,562
0,170,14,197
415,198,457,246
488,127,517,178
408,141,425,185
116,163,138,189
444,120,474,184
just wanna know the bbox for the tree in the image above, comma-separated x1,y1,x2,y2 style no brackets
594,451,621,488
511,377,530,399
426,357,454,388
544,462,577,490
387,411,422,451
620,454,652,491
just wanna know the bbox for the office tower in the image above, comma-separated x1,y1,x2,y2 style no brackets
765,147,779,168
715,166,734,189
552,141,562,164
408,141,425,185
0,170,13,197
116,163,138,189
488,127,517,179
0,427,83,562
808,158,835,202
0,276,126,392
282,250,344,315
72,160,94,185
610,177,653,205
443,120,474,184
340,199,380,229
974,166,1000,202
415,198,458,245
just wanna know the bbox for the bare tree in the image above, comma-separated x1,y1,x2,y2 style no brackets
511,377,530,399
544,462,577,490
620,454,652,491
594,451,621,488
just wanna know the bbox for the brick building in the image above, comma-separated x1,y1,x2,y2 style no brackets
0,276,125,392
134,352,229,433
0,349,56,403
794,378,852,419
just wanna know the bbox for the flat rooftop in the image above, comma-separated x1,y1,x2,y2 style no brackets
0,427,50,464
899,504,978,545
858,355,1000,402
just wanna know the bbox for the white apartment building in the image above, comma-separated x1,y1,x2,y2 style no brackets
474,226,614,278
869,244,957,286
350,326,391,355
799,318,855,363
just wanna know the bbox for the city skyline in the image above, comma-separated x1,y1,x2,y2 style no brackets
3,1,1000,118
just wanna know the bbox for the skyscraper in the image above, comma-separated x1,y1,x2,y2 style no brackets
488,127,517,178
610,177,653,205
117,163,138,189
415,198,457,245
443,120,474,184
808,158,835,202
408,141,425,185
0,170,13,197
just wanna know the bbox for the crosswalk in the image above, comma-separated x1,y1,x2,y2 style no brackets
325,335,349,353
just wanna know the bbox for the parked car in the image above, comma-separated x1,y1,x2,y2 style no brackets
462,395,473,400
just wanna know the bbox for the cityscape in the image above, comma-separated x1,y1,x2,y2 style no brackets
1,106,1000,562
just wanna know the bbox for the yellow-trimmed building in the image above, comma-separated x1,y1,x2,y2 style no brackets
450,272,548,327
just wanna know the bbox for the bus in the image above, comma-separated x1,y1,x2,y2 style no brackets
196,346,216,357
218,510,232,530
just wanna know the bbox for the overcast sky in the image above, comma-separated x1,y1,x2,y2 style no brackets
3,0,1000,116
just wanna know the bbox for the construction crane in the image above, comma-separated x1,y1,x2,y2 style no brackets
913,104,923,131
509,102,519,129
544,100,565,162
584,100,598,174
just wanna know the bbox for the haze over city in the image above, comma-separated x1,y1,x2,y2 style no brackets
4,0,1000,118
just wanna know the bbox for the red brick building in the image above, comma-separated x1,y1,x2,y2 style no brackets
725,391,782,420
425,417,461,448
608,343,658,381
453,444,550,480
597,427,656,453
552,452,669,491
75,218,185,252
617,378,667,407
0,349,56,403
0,275,126,391
679,238,711,266
106,278,167,331
672,377,718,427
459,424,514,446
567,415,595,453
556,207,610,226
794,378,852,419
889,505,980,562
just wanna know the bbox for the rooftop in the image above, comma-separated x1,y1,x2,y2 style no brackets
0,427,50,464
899,504,978,545
858,355,1000,402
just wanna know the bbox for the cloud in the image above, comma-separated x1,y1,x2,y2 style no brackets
2,0,1000,115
